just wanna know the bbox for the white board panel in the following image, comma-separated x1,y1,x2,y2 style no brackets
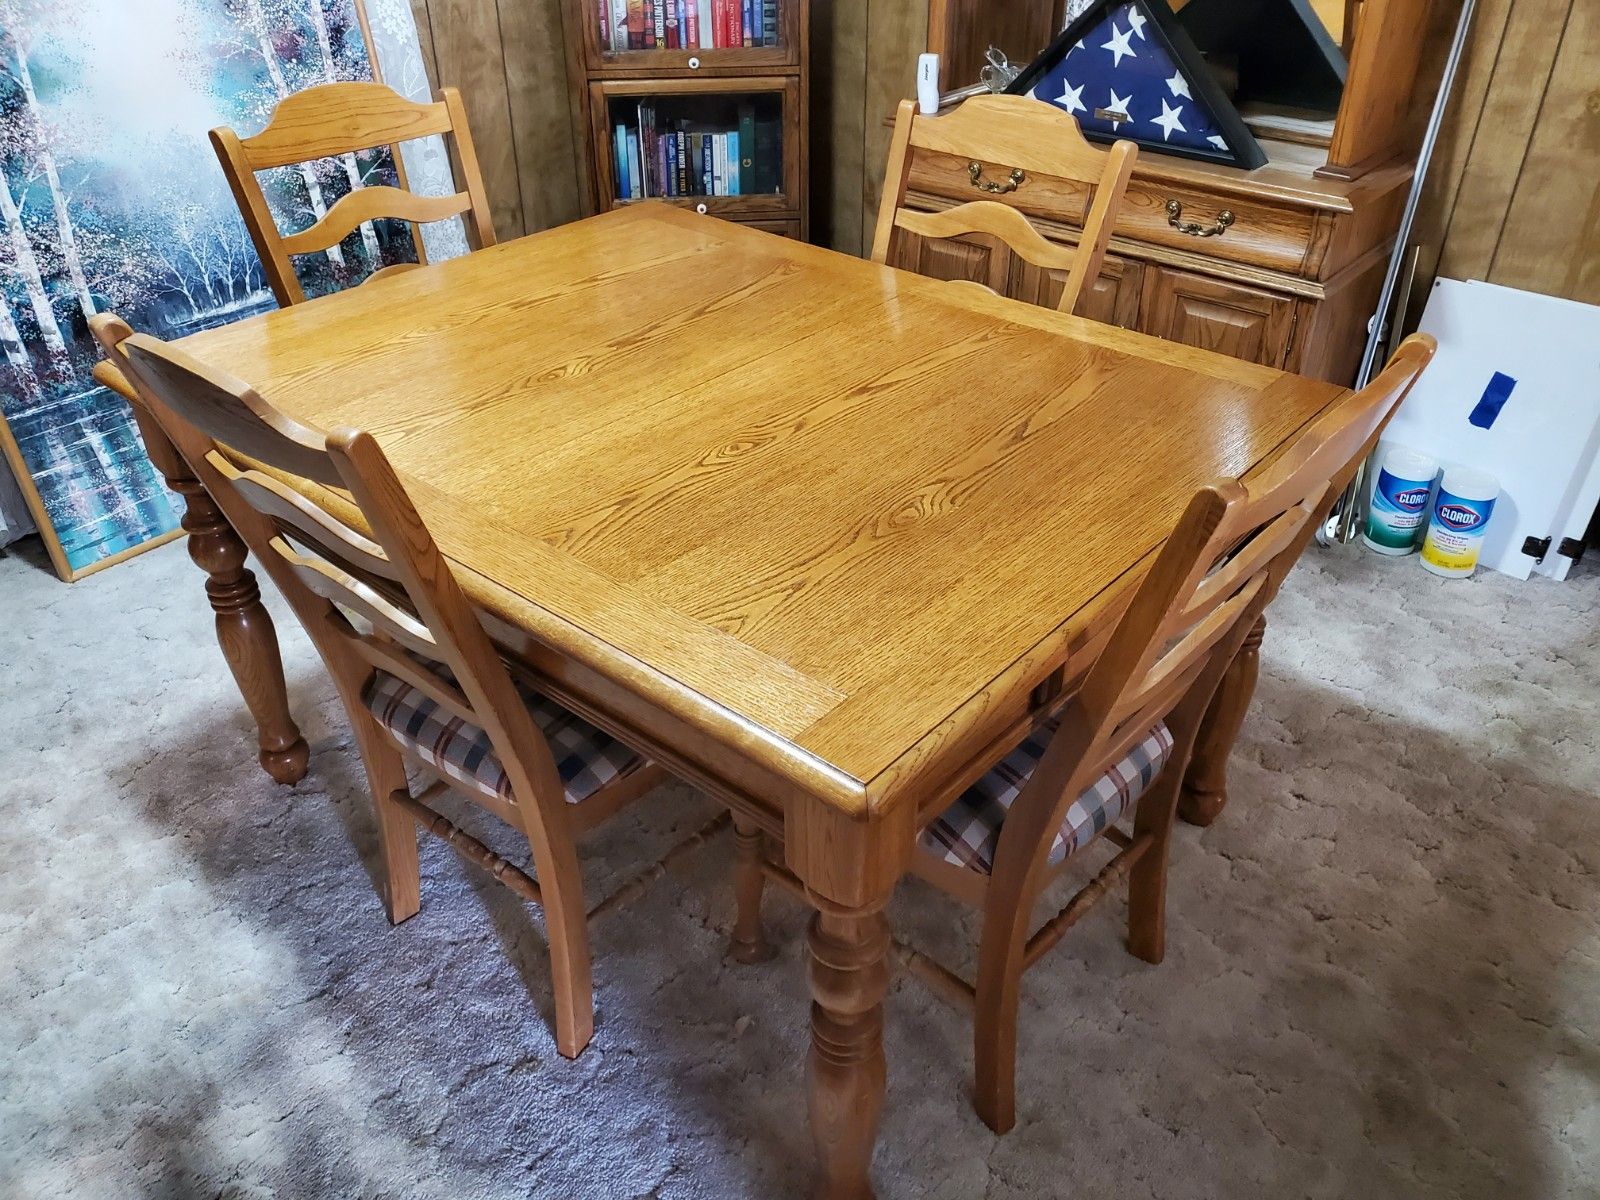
1379,278,1600,581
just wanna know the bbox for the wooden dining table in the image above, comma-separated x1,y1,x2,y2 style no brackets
151,202,1346,1197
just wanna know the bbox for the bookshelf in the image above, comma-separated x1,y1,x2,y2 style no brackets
563,0,810,241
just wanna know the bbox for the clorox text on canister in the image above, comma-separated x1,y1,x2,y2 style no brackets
1421,466,1499,579
1363,446,1438,555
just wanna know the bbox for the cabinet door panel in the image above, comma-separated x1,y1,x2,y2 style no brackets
1140,267,1298,367
1010,254,1143,328
889,230,1011,294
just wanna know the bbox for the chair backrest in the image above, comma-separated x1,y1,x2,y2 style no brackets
989,333,1438,887
211,81,496,306
88,313,569,830
870,94,1138,317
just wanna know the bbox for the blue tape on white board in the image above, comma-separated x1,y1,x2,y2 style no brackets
1469,371,1517,430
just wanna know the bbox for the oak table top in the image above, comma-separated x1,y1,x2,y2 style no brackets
179,202,1345,824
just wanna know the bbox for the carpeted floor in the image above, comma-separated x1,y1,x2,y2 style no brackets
2,532,1597,1200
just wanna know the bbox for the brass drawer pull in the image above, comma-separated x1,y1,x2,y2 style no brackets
969,161,1024,194
1166,199,1235,237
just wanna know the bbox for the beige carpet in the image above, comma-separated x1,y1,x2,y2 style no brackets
2,532,1597,1199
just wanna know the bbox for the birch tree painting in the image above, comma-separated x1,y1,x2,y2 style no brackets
0,0,409,579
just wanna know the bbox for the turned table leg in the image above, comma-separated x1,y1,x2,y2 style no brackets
1180,613,1265,826
136,410,308,786
806,893,892,1200
787,799,910,1200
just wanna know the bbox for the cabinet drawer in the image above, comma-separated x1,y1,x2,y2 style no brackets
904,147,1320,277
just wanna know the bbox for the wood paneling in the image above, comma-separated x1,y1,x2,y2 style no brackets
1417,0,1600,308
405,0,582,240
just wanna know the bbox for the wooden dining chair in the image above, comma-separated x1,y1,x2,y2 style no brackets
212,81,496,306
90,313,727,1061
732,334,1437,1132
870,94,1137,317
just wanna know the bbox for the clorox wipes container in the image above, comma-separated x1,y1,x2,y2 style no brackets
1421,466,1499,579
1363,446,1438,555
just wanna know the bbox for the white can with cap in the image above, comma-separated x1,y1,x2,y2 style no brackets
1363,446,1438,556
1420,466,1499,579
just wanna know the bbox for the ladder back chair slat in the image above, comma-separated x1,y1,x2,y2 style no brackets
211,81,495,306
870,94,1138,318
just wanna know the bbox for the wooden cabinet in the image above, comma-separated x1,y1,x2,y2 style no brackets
889,230,1010,292
562,0,810,237
1012,255,1142,330
911,0,1437,383
1139,268,1298,367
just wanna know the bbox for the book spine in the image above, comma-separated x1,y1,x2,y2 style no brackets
721,0,735,49
701,132,712,196
684,0,699,48
761,0,777,46
737,103,755,196
678,131,690,196
612,0,628,50
657,120,670,197
667,131,679,197
627,132,642,200
741,0,753,46
711,133,723,197
754,115,780,194
613,125,627,199
725,129,739,195
626,0,643,47
665,0,679,48
646,0,661,47
598,0,609,50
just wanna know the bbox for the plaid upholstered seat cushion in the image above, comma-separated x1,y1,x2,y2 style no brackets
363,660,647,806
919,721,1176,875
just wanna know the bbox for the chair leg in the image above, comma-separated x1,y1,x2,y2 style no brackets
972,923,1029,1135
351,717,420,925
1130,753,1197,964
729,815,775,963
520,826,596,1059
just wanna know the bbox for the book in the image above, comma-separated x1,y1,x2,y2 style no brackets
701,131,713,196
741,0,753,46
612,0,629,50
726,128,740,195
737,102,756,195
665,0,679,48
598,0,609,50
696,0,712,47
684,0,699,48
626,0,644,48
761,0,778,46
614,123,630,199
676,130,690,196
754,115,781,194
649,0,663,47
664,130,678,196
711,133,724,197
634,102,646,196
626,132,642,200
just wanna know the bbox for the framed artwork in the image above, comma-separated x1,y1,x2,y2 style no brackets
0,0,438,581
1007,0,1268,170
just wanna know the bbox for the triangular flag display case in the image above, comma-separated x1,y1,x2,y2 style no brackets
1007,0,1268,170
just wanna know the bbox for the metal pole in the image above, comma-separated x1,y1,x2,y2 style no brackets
1323,0,1479,544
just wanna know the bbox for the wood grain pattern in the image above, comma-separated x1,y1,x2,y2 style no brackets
176,205,1344,820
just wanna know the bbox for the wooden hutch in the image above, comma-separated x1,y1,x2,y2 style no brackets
562,0,811,240
911,0,1433,384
